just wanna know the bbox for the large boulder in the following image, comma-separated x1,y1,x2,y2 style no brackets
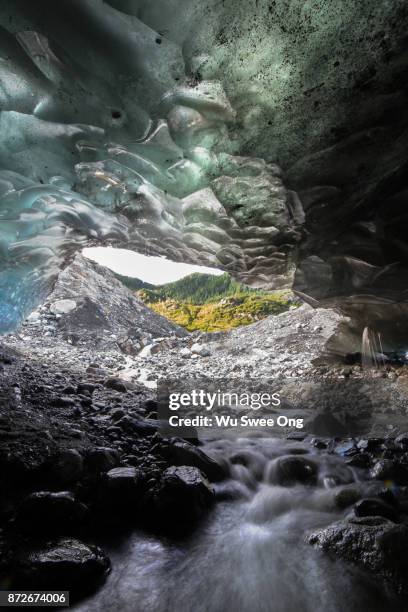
308,516,408,598
12,537,110,594
143,466,214,529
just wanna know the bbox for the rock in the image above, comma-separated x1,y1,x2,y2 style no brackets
354,497,398,522
370,460,408,485
100,467,142,511
346,452,371,468
161,439,226,482
50,299,77,315
12,537,110,593
117,415,158,437
14,491,87,534
180,347,191,358
190,343,211,357
86,447,120,473
139,343,161,358
104,377,127,393
266,455,318,486
110,408,125,421
334,486,360,509
396,433,408,448
77,382,97,395
51,449,84,485
286,431,307,441
308,516,408,598
52,395,76,408
143,466,214,527
357,438,384,452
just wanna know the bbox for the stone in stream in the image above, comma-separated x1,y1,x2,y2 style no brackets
160,438,226,482
370,460,408,486
354,497,398,522
308,516,408,598
12,537,110,594
334,486,361,510
266,455,318,486
14,491,88,535
143,466,214,529
395,433,408,448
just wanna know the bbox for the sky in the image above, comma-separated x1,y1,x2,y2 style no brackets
82,247,224,285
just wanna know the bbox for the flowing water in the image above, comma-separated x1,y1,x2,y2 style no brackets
75,436,403,612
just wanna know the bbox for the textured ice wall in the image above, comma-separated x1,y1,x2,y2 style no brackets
0,0,407,338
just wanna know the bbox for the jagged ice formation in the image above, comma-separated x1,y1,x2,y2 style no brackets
0,0,407,348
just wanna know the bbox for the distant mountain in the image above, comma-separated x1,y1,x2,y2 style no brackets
113,272,155,292
137,272,266,304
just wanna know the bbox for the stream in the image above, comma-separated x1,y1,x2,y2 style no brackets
75,435,404,612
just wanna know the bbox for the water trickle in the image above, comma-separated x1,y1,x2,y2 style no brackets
74,436,400,612
361,326,386,369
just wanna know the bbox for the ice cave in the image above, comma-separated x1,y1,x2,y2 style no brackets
0,0,407,350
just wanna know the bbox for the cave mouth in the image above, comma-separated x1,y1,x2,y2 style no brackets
82,246,298,333
0,1,407,347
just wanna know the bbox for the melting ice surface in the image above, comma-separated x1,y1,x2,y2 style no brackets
74,436,402,612
0,173,127,332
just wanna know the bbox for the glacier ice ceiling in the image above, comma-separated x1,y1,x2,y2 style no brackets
0,0,408,342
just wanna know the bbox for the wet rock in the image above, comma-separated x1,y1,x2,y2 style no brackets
51,449,84,485
100,467,142,512
86,447,120,473
354,498,398,522
14,491,87,534
104,377,127,393
395,433,408,448
357,438,384,453
370,460,408,486
334,486,360,509
117,415,158,437
346,452,371,468
308,516,408,598
286,431,307,441
12,537,110,593
266,455,318,486
143,466,214,527
311,438,327,449
161,439,226,482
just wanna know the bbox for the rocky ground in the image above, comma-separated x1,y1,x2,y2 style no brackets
2,255,408,603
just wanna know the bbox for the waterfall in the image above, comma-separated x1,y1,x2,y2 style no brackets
361,326,385,369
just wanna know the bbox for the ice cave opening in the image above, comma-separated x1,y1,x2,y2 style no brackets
0,0,407,349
